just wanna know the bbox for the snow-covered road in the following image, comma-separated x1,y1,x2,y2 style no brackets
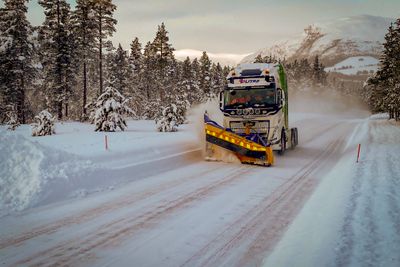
263,117,400,267
0,111,368,267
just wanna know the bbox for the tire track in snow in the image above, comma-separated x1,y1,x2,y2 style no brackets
0,161,221,250
181,135,347,267
334,130,370,267
361,156,380,267
12,166,254,266
378,122,400,264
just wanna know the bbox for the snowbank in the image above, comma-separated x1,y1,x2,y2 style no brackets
0,120,199,217
0,129,94,217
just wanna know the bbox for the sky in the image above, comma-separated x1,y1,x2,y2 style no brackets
5,0,400,54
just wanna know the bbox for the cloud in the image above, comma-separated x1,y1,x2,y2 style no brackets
12,0,400,54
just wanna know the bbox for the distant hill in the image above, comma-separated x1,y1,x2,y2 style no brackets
241,15,394,69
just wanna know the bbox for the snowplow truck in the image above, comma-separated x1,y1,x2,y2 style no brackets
205,63,298,166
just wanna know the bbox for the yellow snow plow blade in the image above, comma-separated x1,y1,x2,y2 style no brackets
205,122,274,167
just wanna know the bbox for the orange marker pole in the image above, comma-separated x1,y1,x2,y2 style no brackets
105,135,108,150
356,144,361,163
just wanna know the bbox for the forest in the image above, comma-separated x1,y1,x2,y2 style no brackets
1,0,399,134
0,0,229,132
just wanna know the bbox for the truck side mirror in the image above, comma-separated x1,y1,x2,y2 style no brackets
277,88,283,106
219,91,223,110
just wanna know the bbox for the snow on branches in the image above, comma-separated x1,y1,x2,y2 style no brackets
31,110,55,136
6,109,19,131
90,86,134,132
156,103,183,132
5,105,19,131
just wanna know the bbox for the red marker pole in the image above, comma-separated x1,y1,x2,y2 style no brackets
105,135,108,150
356,144,361,163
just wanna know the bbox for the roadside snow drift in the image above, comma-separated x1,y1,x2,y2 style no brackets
0,130,94,216
0,120,199,217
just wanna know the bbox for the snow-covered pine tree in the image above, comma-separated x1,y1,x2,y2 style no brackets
178,57,198,105
222,65,231,78
155,103,181,132
0,0,36,124
254,54,264,63
90,85,134,132
383,19,400,120
38,0,77,120
367,20,400,118
199,51,212,101
91,0,117,95
211,63,225,97
71,0,97,118
5,105,19,130
31,110,55,136
190,57,202,104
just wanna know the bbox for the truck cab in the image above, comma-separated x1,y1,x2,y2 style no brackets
219,63,297,153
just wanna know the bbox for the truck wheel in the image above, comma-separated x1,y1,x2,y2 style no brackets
291,129,296,149
278,130,286,155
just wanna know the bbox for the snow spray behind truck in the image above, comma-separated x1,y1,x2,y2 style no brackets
204,63,298,166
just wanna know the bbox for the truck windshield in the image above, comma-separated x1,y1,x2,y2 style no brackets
224,86,276,109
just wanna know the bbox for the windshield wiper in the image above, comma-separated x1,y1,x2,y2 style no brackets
226,103,247,108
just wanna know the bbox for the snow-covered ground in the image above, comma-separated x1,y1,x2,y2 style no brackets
325,56,379,75
1,102,399,266
263,115,400,267
0,120,199,216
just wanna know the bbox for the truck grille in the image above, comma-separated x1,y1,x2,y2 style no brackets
229,121,270,134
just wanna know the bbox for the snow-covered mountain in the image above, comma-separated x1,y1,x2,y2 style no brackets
174,49,249,67
325,56,379,75
241,15,394,67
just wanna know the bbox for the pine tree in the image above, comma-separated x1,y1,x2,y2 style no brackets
190,57,202,103
91,0,117,95
0,0,36,124
199,51,212,100
107,44,129,94
312,55,326,86
38,0,77,120
254,54,264,63
211,63,224,97
71,0,97,117
155,103,181,132
31,110,55,136
152,22,174,74
5,104,19,130
127,37,143,115
367,19,400,119
178,57,197,105
128,38,143,91
90,85,134,131
140,41,160,119
151,22,176,102
129,37,143,77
